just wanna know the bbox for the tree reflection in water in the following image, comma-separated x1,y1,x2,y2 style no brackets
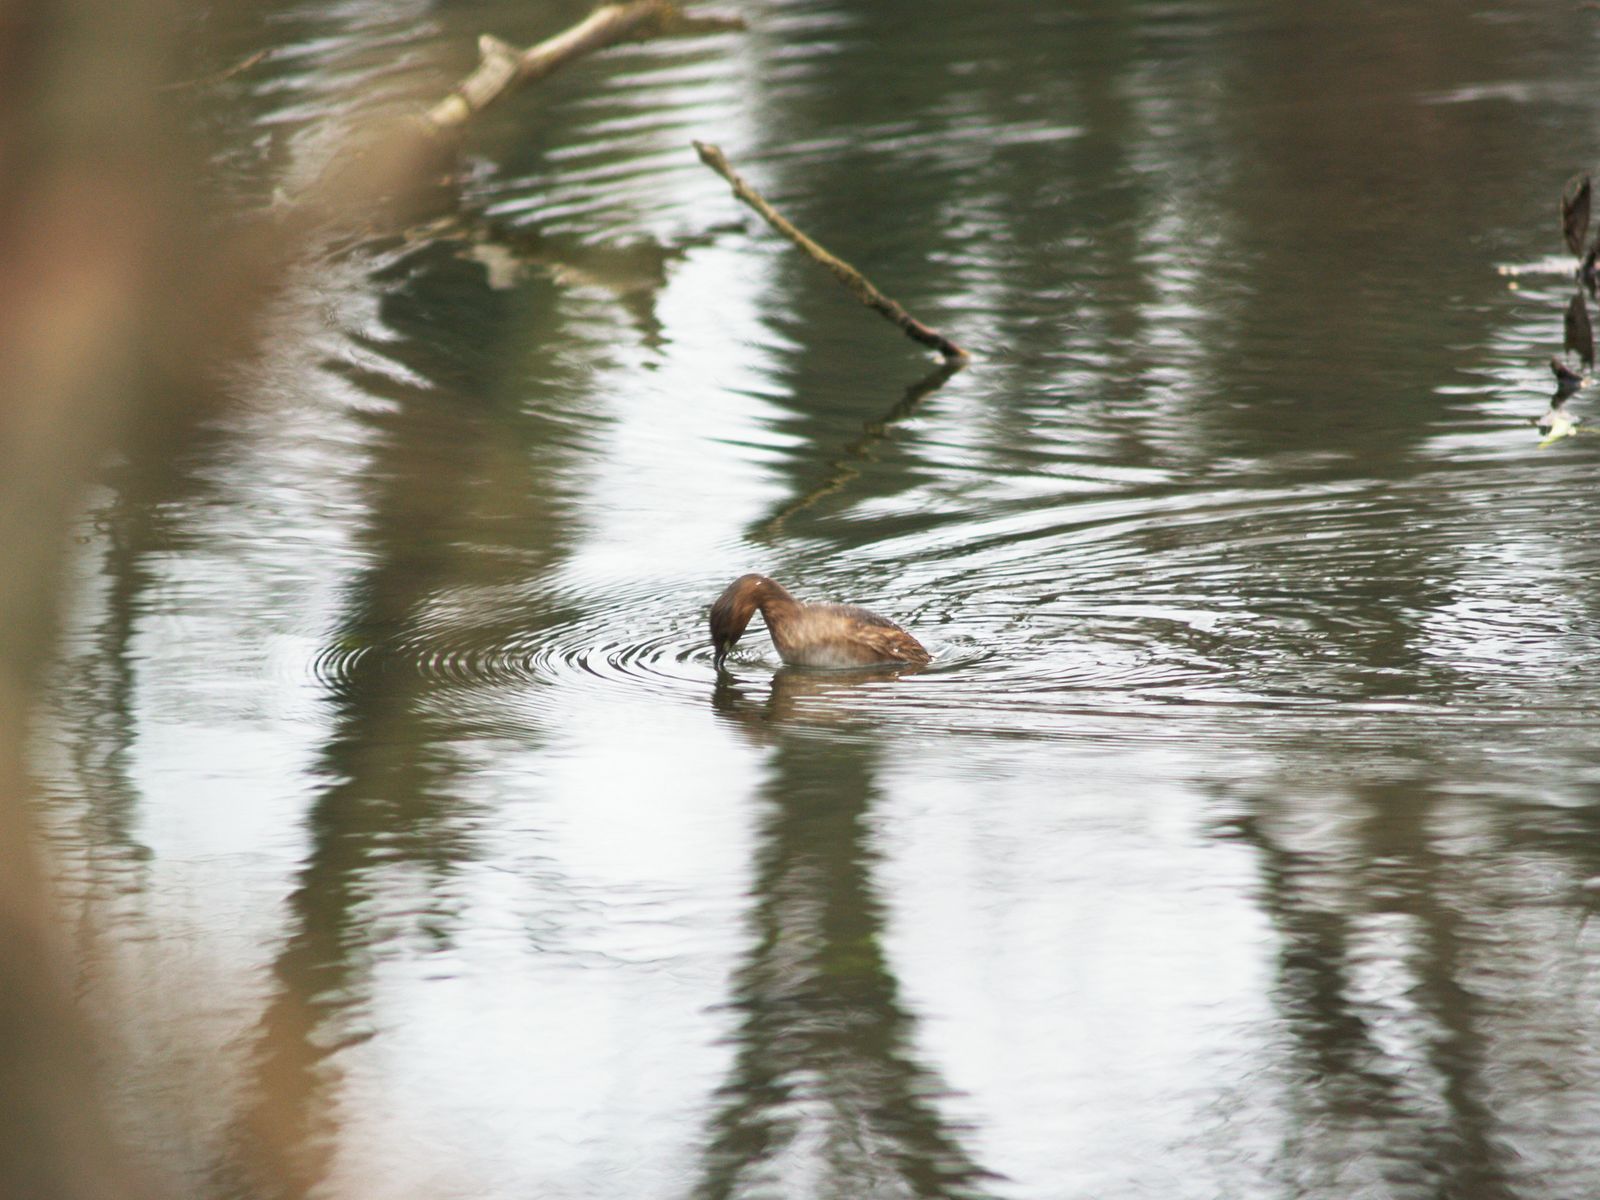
701,671,997,1200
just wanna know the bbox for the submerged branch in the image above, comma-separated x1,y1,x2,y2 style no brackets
693,141,971,362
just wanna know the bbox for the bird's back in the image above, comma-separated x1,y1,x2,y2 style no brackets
770,602,931,667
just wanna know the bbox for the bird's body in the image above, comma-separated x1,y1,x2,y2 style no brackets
709,574,930,669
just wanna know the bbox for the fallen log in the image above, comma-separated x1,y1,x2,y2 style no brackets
427,2,744,134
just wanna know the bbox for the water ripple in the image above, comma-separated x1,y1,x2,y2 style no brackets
301,434,1600,751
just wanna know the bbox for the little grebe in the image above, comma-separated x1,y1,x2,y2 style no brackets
709,574,931,669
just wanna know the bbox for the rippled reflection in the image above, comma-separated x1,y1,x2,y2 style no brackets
694,724,997,1199
1223,777,1600,1197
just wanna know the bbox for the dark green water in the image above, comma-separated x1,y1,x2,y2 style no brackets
36,2,1600,1197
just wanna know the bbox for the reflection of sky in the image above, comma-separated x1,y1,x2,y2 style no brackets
328,707,762,1200
560,238,794,589
37,279,383,1183
878,753,1277,1197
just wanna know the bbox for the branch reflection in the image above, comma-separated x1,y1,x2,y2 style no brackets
754,359,964,540
226,240,595,1197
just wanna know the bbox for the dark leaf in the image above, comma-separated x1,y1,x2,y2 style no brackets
1552,354,1585,397
1567,293,1595,370
1563,173,1592,257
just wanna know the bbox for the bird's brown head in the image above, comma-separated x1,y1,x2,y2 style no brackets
709,574,768,668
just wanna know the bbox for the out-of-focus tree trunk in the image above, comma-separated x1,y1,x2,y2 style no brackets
0,0,743,1192
0,0,170,1195
0,0,252,1194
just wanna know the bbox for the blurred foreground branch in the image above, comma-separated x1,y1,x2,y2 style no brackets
693,140,971,362
0,0,191,1190
0,3,753,1198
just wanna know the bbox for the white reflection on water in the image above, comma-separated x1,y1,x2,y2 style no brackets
562,235,796,587
877,754,1277,1197
318,709,762,1200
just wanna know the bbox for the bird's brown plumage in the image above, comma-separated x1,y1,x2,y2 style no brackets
709,574,930,668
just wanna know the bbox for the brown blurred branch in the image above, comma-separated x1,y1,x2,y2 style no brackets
0,0,192,1190
0,5,750,1197
693,140,971,362
425,2,744,134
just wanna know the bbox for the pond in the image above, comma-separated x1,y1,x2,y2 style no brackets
36,1,1600,1197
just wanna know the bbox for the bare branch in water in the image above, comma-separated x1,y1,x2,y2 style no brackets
693,140,972,362
292,4,742,228
160,48,268,92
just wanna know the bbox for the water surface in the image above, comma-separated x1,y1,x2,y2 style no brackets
37,2,1600,1197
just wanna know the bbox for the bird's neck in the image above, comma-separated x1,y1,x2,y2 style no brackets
752,578,802,626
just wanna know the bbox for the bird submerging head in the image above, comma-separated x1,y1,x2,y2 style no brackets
709,574,931,669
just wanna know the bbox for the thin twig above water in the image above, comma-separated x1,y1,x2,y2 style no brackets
693,140,972,362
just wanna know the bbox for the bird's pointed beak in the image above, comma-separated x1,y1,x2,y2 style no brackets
713,638,729,669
